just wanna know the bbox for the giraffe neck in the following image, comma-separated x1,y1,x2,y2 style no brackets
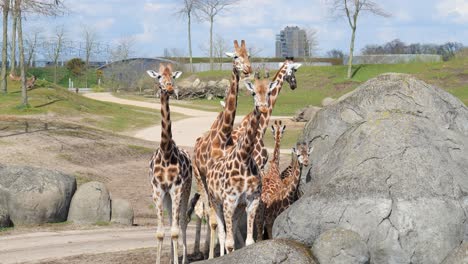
159,91,173,154
271,134,282,166
211,62,239,158
285,155,301,195
238,106,261,160
258,64,288,137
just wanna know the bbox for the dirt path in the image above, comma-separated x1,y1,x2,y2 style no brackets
84,93,291,151
0,225,204,264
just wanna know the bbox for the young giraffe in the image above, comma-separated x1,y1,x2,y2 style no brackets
192,40,251,258
263,142,312,239
207,79,278,256
147,64,192,264
230,59,302,169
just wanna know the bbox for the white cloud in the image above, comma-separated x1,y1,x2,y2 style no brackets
437,0,468,23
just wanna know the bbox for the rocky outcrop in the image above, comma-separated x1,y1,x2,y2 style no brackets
0,187,11,227
111,198,134,225
441,242,468,264
0,165,76,225
293,106,322,122
273,73,468,264
195,239,316,264
67,181,111,224
312,228,369,264
176,77,230,100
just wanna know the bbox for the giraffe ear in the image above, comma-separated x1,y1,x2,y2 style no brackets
292,63,302,70
225,52,236,58
244,80,255,93
269,81,278,91
172,71,182,79
291,147,296,154
147,70,161,79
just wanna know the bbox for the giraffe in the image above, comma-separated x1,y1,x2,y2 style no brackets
230,59,302,169
262,142,313,239
147,64,192,264
206,79,278,256
192,40,251,258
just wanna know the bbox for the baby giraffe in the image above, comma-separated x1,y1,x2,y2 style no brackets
262,142,313,239
207,79,277,256
147,64,192,264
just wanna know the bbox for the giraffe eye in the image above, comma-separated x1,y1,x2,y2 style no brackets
234,55,239,59
251,92,256,96
267,92,271,96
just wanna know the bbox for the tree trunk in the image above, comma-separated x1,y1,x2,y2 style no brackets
347,27,356,79
54,64,57,84
1,0,9,94
209,16,213,71
188,12,193,72
17,1,27,106
10,9,17,75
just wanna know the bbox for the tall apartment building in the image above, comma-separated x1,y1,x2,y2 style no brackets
275,26,309,58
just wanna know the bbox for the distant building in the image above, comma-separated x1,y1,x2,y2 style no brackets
275,26,309,58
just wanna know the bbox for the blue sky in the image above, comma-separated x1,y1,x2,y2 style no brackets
26,0,468,58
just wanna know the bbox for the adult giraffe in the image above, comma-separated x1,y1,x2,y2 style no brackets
147,64,191,264
192,40,252,259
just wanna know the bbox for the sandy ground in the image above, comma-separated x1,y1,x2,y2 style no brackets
0,225,207,264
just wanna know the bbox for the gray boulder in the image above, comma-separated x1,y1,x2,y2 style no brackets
293,105,322,122
111,198,134,225
216,79,230,90
273,73,468,264
67,181,111,224
312,228,369,264
0,165,76,225
441,242,468,264
321,97,335,106
195,239,316,264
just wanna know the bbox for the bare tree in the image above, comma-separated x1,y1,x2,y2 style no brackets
177,0,198,72
213,34,227,70
82,25,97,88
25,28,41,67
11,0,18,75
46,26,65,84
1,0,9,94
15,0,28,106
110,36,134,61
196,0,237,70
330,0,389,78
304,27,319,62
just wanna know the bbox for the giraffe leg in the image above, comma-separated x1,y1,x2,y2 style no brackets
266,221,273,240
255,201,265,241
170,187,182,264
204,217,210,257
208,206,218,259
214,205,226,257
179,179,191,264
223,198,238,253
194,216,201,254
245,198,260,246
153,189,165,264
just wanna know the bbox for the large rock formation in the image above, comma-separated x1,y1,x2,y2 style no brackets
0,187,11,227
441,242,468,264
312,227,370,264
67,181,111,224
195,239,316,264
111,198,134,225
0,165,76,225
273,73,468,264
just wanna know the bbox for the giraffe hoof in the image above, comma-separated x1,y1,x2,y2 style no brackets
246,238,255,246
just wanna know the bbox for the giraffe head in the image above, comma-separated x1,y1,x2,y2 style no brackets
225,40,252,77
292,142,313,167
146,63,182,95
270,120,286,140
279,58,302,90
244,79,278,114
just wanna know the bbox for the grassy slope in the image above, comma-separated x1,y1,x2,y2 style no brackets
177,53,468,116
0,80,179,132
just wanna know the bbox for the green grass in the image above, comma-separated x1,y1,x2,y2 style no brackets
29,67,100,89
0,80,182,132
95,221,111,226
263,127,304,149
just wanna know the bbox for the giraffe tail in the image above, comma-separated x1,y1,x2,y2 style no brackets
186,193,201,223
